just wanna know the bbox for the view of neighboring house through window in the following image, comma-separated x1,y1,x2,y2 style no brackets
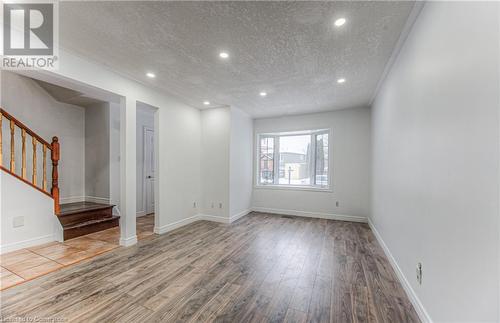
259,136,274,184
257,129,330,188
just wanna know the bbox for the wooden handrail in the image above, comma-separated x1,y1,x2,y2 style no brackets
0,107,60,215
0,108,52,148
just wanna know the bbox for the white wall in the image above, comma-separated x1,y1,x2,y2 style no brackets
200,107,231,219
229,107,253,220
1,172,58,253
136,105,155,216
15,48,205,245
1,71,86,202
85,102,110,202
252,107,371,221
371,2,499,322
156,101,201,228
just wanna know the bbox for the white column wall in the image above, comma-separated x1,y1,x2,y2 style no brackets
119,97,137,245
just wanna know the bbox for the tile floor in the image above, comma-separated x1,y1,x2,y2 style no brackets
0,214,155,290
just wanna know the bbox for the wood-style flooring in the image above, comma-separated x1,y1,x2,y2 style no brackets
0,212,420,322
0,214,154,290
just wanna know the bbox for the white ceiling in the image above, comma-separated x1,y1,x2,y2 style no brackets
34,79,106,107
60,1,415,118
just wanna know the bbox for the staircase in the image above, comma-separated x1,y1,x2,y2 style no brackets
0,107,119,240
59,202,119,240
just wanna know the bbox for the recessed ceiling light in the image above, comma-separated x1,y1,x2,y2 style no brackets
219,52,229,59
146,72,156,78
259,91,267,97
203,101,210,105
337,78,346,84
334,18,346,27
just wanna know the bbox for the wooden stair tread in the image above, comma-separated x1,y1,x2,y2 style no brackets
59,202,114,216
58,202,119,240
63,216,120,230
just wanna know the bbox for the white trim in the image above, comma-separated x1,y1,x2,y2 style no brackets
59,196,110,204
254,185,332,193
255,128,333,190
368,219,432,323
154,215,201,234
119,235,138,247
0,234,55,255
60,196,86,204
136,210,147,217
85,196,110,204
369,1,425,105
153,211,253,235
251,207,367,223
198,214,230,224
230,209,251,223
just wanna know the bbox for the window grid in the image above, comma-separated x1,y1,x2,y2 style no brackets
257,130,330,189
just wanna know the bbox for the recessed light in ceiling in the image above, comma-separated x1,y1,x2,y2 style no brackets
203,101,210,105
337,78,346,84
146,72,156,78
334,18,346,27
259,91,267,97
219,52,229,59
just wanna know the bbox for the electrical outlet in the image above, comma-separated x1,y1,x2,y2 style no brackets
219,203,223,209
336,201,339,207
416,263,423,285
13,216,24,228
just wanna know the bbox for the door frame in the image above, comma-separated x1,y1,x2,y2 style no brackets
142,125,155,215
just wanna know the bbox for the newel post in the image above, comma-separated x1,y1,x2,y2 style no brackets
51,136,60,215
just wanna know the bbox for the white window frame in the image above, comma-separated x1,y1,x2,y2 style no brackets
255,128,332,192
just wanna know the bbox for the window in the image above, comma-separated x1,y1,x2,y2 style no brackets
257,129,330,189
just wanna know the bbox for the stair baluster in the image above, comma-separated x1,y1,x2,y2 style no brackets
0,108,60,213
43,145,47,191
10,120,15,172
32,137,37,185
1,108,118,240
21,129,27,179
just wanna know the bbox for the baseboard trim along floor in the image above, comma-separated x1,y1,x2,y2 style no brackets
368,218,432,323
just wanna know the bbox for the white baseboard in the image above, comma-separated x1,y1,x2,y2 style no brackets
154,211,252,235
136,210,147,217
251,207,367,223
368,219,432,323
86,196,110,204
60,196,86,204
230,209,251,223
60,196,110,204
0,234,55,255
154,215,201,234
119,235,138,247
197,214,230,224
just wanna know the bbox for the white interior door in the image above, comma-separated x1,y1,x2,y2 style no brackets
144,127,155,214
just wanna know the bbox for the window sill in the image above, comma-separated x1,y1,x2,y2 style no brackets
254,185,332,193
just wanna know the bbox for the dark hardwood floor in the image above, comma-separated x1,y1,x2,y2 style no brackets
0,212,419,322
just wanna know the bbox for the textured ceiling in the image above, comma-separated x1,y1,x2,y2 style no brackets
60,1,415,118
